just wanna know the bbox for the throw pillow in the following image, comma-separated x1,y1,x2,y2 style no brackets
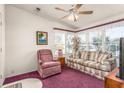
83,51,89,60
89,51,95,61
98,53,109,63
81,51,86,59
75,51,80,59
81,51,89,60
89,51,99,61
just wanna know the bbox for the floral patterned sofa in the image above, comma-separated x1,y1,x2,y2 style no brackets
66,51,116,80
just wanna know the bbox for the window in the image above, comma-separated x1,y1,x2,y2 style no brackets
89,31,102,51
66,33,74,54
54,25,124,58
105,26,124,56
78,32,87,50
54,32,65,56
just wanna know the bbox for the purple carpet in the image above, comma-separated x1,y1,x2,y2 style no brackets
4,66,104,88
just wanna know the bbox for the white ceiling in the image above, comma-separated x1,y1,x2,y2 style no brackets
11,4,124,29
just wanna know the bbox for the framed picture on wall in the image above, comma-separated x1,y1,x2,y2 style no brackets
36,31,48,45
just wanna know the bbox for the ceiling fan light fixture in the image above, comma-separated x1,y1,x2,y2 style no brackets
68,11,78,21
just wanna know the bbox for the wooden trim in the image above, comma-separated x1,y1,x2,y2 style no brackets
53,27,76,33
54,18,124,33
76,18,124,32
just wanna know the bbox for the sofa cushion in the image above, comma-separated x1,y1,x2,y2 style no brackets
89,51,99,61
73,59,84,64
80,51,89,60
81,60,93,66
88,62,100,69
41,61,60,69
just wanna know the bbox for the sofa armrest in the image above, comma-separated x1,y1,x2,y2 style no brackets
101,58,116,65
68,54,73,58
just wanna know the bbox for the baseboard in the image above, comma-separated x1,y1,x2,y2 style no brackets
0,77,5,88
5,70,37,80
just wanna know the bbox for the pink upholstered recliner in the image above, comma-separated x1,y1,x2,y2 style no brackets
37,49,61,78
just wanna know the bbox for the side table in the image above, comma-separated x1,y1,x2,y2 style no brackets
58,57,65,67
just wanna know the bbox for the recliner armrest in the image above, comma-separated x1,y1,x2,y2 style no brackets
38,60,43,64
52,59,59,62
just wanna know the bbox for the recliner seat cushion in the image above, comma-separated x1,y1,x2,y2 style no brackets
41,61,60,69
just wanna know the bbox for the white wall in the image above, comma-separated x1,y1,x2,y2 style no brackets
5,5,71,77
0,4,5,86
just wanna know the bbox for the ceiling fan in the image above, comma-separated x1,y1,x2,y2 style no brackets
55,4,93,22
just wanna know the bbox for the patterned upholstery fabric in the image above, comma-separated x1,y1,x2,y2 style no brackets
73,59,84,64
38,49,53,62
88,62,100,69
97,53,109,63
66,58,73,62
73,51,80,58
89,51,96,60
66,51,116,80
84,51,89,60
89,51,99,61
80,51,89,60
99,64,111,71
81,61,92,66
41,61,60,69
37,49,61,78
75,51,80,59
80,51,85,59
101,58,116,65
97,53,104,63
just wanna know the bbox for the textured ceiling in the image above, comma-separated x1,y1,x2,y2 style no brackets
11,4,124,30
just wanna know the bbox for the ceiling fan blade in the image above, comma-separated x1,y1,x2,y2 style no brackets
61,14,70,19
55,7,67,12
79,11,93,14
73,4,82,10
